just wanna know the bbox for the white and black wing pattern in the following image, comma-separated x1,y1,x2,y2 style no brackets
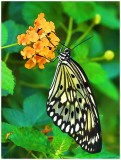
68,59,102,153
46,57,102,153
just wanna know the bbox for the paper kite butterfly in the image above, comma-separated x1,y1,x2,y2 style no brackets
46,44,102,153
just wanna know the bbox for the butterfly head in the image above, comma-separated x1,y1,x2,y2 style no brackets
58,47,71,61
64,48,71,55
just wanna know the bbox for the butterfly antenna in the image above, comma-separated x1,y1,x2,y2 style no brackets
58,41,68,48
71,36,93,50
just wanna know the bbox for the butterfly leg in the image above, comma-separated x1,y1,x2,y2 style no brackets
36,54,58,62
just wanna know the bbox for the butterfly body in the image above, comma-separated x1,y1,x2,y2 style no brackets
47,48,102,153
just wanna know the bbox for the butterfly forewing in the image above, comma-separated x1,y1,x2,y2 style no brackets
47,51,102,153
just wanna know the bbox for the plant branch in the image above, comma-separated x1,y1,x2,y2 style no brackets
30,151,38,159
70,22,95,49
2,144,16,158
65,17,73,46
91,56,104,62
4,52,10,62
2,43,18,49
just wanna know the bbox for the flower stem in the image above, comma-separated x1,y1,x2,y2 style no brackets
65,17,73,46
70,22,95,49
91,56,104,62
2,43,18,49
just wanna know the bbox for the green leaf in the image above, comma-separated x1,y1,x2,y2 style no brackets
2,61,15,95
19,63,56,89
81,62,107,84
2,122,18,143
88,31,104,57
3,93,51,127
95,3,119,29
3,108,32,127
2,122,49,153
8,2,25,24
52,125,72,156
23,93,51,126
3,20,26,53
2,23,8,46
73,44,89,60
9,127,49,153
22,2,63,28
72,146,119,158
102,62,119,79
2,89,9,96
74,60,119,100
62,2,96,24
95,80,119,101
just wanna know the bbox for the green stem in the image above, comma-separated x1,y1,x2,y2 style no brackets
65,18,73,46
30,152,38,159
70,22,95,48
91,56,105,62
4,52,9,62
26,150,32,158
20,81,47,89
2,144,16,158
42,152,48,158
2,43,18,49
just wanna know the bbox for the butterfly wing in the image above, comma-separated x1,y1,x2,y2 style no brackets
47,59,102,153
68,59,102,153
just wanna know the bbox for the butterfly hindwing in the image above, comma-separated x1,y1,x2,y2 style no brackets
47,57,102,153
67,59,102,153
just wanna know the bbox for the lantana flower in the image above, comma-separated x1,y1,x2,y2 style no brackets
17,13,60,69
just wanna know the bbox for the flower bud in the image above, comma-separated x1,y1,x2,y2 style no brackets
104,50,115,61
93,14,101,25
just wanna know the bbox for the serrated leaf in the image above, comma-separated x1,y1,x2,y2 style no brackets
62,2,96,24
22,2,63,28
2,61,15,95
9,127,49,153
2,122,18,143
52,125,72,156
2,23,8,46
2,122,49,153
3,20,26,53
3,93,51,127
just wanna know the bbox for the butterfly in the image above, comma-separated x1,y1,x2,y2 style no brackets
46,46,102,153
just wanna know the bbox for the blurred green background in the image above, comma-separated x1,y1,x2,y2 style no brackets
2,1,119,159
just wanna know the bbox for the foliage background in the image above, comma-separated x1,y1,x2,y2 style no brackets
2,1,119,159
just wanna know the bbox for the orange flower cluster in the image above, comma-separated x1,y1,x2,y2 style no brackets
17,13,60,69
